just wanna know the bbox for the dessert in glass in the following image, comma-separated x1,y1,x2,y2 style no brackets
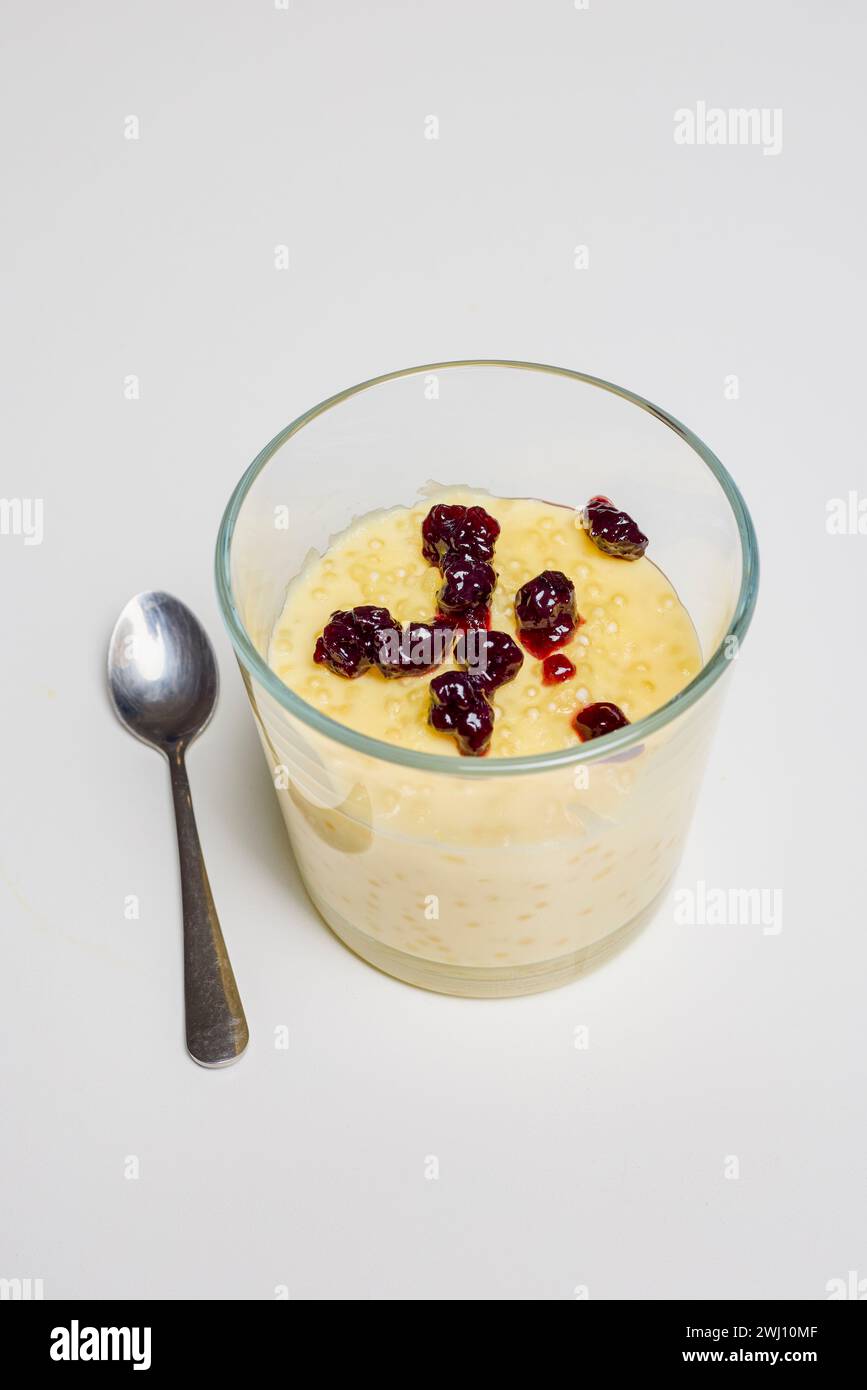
216,362,758,996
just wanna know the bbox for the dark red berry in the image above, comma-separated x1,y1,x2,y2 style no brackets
314,613,372,678
422,504,463,564
457,628,523,691
349,605,396,642
428,670,494,756
514,570,578,658
582,496,648,560
457,505,500,561
374,620,451,677
542,652,576,685
422,503,500,566
573,701,630,741
437,554,497,616
313,605,395,678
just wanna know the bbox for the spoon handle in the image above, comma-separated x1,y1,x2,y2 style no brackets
168,751,249,1067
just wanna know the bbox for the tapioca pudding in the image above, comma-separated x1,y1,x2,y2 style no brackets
269,490,700,757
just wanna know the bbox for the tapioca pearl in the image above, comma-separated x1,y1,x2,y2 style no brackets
660,595,674,611
612,594,625,607
577,564,591,581
588,585,602,600
606,621,618,635
577,687,590,703
368,537,384,552
540,516,553,532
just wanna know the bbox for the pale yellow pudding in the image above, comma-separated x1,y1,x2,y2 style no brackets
254,490,708,989
269,490,700,758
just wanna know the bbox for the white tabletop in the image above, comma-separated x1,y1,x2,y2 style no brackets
2,0,864,1300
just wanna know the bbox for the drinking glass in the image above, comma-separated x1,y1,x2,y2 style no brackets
216,362,758,996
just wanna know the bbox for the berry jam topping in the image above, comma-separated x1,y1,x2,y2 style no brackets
457,628,524,691
582,496,648,560
573,701,630,741
313,605,396,678
422,503,500,566
430,613,460,650
440,605,491,633
437,554,497,616
541,652,576,685
514,569,578,657
428,670,494,756
374,620,451,677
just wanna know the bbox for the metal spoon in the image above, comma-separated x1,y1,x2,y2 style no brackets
107,591,249,1068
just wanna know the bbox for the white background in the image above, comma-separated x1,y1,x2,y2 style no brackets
1,0,864,1300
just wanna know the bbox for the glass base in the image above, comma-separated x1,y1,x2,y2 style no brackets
304,882,671,998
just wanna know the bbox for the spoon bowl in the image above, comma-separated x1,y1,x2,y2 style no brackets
108,592,219,752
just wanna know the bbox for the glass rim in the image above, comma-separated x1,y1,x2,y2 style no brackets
215,359,760,777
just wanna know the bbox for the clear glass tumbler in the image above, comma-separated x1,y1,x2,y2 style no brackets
216,362,758,996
